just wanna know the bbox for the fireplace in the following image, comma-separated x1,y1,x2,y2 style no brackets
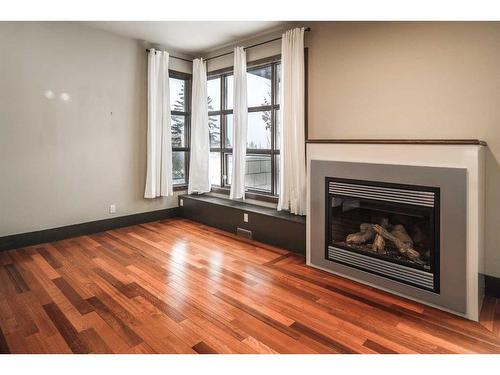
308,148,483,321
325,177,440,293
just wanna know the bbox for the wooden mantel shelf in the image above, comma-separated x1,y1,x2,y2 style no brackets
306,139,487,146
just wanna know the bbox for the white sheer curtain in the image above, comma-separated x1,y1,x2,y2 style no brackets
188,58,210,194
144,49,174,198
229,47,248,200
278,28,306,215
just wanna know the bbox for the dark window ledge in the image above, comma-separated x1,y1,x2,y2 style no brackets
211,186,278,204
179,194,306,224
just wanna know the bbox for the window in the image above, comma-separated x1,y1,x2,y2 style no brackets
170,71,191,188
208,58,281,198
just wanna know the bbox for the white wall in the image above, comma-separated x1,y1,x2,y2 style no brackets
0,22,189,236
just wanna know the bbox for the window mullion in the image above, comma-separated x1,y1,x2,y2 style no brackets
220,75,225,187
271,62,276,195
247,105,272,113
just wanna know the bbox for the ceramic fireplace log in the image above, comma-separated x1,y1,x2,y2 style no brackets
346,224,375,245
390,224,414,248
372,224,422,262
372,217,389,254
359,223,373,232
410,224,427,248
372,234,386,254
377,217,390,228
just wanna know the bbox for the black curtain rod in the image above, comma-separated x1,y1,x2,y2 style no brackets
144,50,193,63
146,27,310,64
204,27,311,62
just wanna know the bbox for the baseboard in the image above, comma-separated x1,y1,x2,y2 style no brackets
0,207,179,252
485,274,500,298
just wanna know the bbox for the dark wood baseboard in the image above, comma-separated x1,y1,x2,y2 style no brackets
0,207,179,252
485,275,500,298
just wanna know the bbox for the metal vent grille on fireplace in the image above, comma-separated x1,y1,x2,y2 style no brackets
329,181,435,207
327,246,435,291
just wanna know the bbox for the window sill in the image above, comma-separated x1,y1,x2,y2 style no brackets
173,185,188,192
211,186,278,204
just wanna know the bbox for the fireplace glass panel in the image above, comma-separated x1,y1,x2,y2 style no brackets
329,192,436,272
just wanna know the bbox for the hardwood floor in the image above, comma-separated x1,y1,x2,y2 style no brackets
0,218,499,354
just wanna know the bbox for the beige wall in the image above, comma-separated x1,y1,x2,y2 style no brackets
306,22,500,277
0,22,189,236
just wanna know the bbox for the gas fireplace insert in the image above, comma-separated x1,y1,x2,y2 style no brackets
325,177,440,293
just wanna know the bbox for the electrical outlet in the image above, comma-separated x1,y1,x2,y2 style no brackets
109,204,116,214
243,213,249,223
180,199,184,207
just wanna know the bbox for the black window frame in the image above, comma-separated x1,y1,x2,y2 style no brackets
170,70,192,191
208,55,281,203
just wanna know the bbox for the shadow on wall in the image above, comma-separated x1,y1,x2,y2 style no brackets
485,148,500,277
133,45,148,202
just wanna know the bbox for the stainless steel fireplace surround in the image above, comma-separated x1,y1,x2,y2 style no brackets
309,160,467,315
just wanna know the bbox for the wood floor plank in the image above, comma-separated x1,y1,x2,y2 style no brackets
480,296,496,332
80,328,113,354
23,333,52,354
4,264,30,293
0,297,19,335
3,330,28,353
179,313,255,354
129,341,157,354
5,293,39,337
0,266,19,297
53,277,94,315
79,311,131,354
229,312,316,354
289,321,356,354
363,339,398,354
120,282,187,323
30,253,61,280
21,292,59,337
192,341,218,354
86,295,143,347
214,291,299,340
494,300,500,336
0,327,9,353
36,247,63,270
43,334,72,353
0,218,498,353
165,285,247,342
242,336,278,354
42,302,90,354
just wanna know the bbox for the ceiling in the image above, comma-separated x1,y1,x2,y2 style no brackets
82,21,288,56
